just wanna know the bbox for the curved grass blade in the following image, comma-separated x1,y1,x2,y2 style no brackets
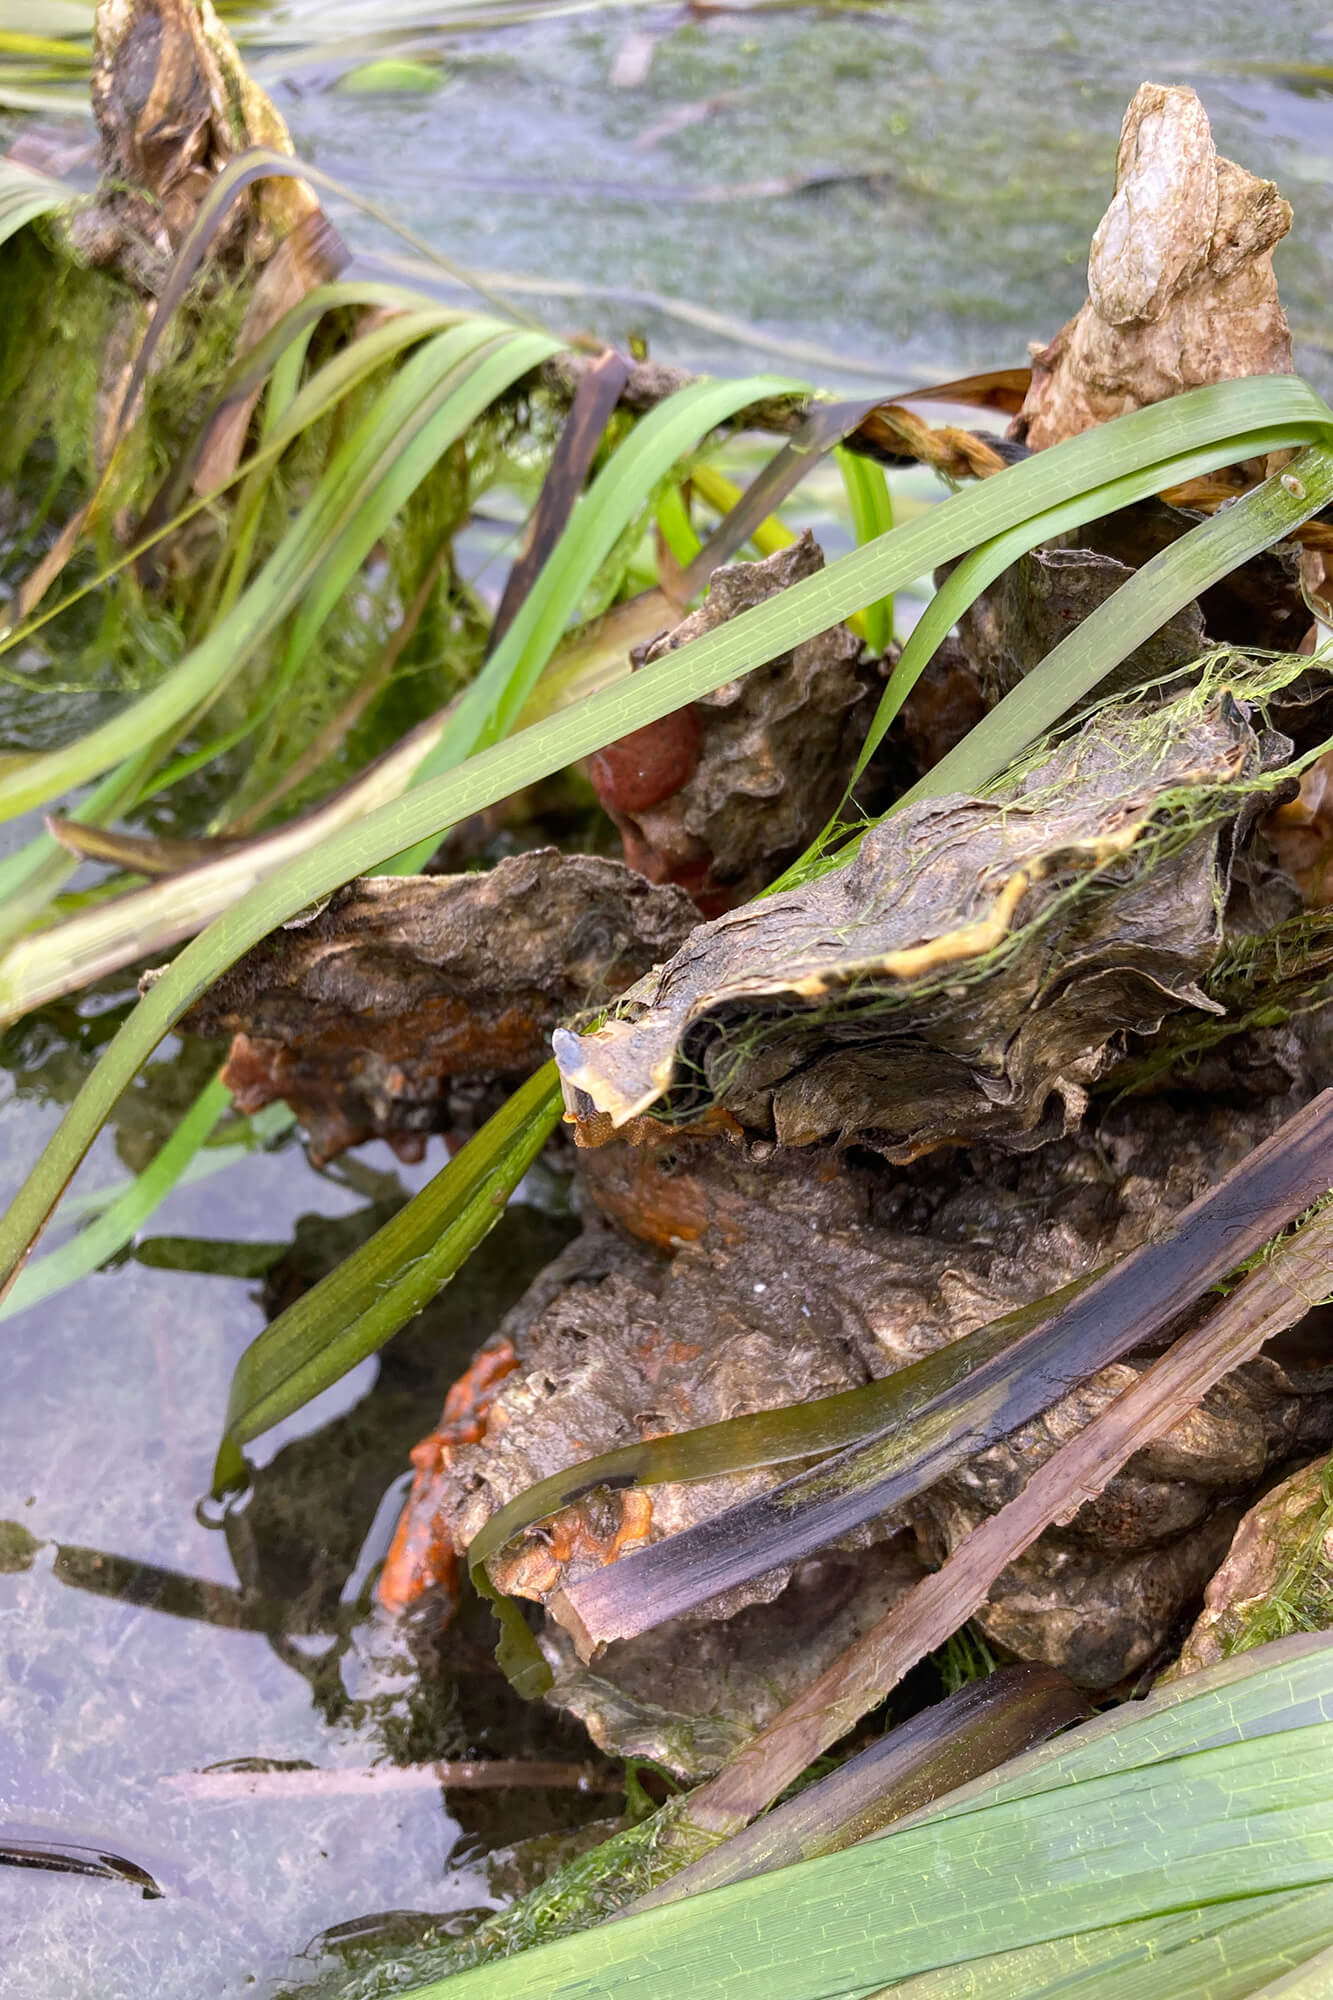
556,1088,1333,1652
464,1280,1094,1588
211,1061,562,1494
0,745,162,955
138,286,474,542
3,376,1331,1291
0,323,558,823
788,440,1333,892
386,369,804,871
0,296,468,675
654,482,701,570
902,442,1333,802
106,149,538,445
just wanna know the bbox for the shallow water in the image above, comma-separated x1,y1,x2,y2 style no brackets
3,5,1333,1995
264,0,1333,395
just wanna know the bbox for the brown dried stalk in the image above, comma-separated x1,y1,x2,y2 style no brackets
684,1194,1333,1835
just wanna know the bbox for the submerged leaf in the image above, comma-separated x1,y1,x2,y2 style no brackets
213,1063,565,1493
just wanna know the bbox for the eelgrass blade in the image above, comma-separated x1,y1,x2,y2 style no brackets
138,285,473,543
0,324,559,824
0,1071,232,1323
0,745,161,955
796,441,1333,890
0,156,74,247
462,1285,1100,1584
0,292,466,676
211,1061,563,1493
902,443,1333,803
106,149,537,446
836,446,894,653
4,377,1332,1296
539,1089,1333,1651
386,368,804,871
877,1889,1333,2000
399,1636,1333,2000
632,1665,1090,1911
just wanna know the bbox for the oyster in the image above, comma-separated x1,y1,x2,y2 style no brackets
1015,84,1293,449
390,1092,1333,1771
557,686,1287,1157
182,851,695,1163
588,534,870,910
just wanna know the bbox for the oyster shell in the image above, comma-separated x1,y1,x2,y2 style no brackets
557,688,1282,1157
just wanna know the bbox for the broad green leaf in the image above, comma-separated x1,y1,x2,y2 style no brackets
4,378,1332,1295
211,1061,563,1492
412,1637,1333,2000
876,1883,1333,1999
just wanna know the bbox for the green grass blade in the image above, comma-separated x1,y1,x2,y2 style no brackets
3,377,1330,1288
0,323,556,823
142,291,472,539
402,1638,1333,1999
656,483,702,568
386,370,802,871
0,301,473,674
901,442,1333,804
790,433,1333,890
0,1071,232,1323
836,445,894,653
211,1061,563,1492
464,1278,1094,1586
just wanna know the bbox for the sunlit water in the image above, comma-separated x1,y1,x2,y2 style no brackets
3,4,1333,1994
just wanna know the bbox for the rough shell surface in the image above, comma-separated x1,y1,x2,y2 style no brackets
556,691,1276,1156
1015,84,1293,448
591,534,870,909
179,851,696,1163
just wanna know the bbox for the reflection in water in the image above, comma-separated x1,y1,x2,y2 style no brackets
0,1828,163,1900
